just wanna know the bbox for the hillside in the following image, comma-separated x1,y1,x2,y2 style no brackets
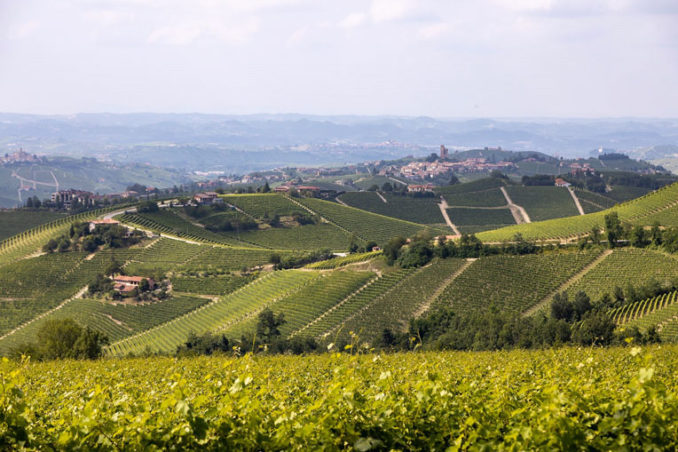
0,157,188,208
477,182,678,242
1,180,678,357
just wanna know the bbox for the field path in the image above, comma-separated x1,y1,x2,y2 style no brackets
438,197,461,236
413,258,474,319
376,192,388,204
567,186,585,215
522,249,613,317
500,186,531,224
335,197,349,207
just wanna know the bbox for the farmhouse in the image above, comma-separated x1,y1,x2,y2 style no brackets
193,192,223,205
88,219,120,232
407,184,434,193
554,178,571,187
113,276,156,294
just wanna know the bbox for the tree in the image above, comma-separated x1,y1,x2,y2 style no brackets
381,182,393,192
572,312,615,346
15,319,109,360
256,308,286,345
650,222,663,246
604,212,623,248
261,181,271,193
448,174,460,185
139,278,150,292
630,226,648,248
550,292,573,321
383,236,407,264
590,226,602,245
572,291,592,321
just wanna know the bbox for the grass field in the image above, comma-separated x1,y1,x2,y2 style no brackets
3,346,678,449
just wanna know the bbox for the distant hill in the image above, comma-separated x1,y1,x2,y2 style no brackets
0,156,188,208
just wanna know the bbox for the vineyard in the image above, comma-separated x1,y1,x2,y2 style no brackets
0,295,210,354
221,193,306,219
446,207,515,229
574,189,617,213
505,186,580,221
338,192,444,225
3,346,678,449
294,197,443,244
0,210,67,241
118,211,257,247
434,251,601,314
172,274,256,295
567,248,678,301
477,182,678,242
0,207,117,267
612,291,678,325
233,222,351,251
305,251,381,269
434,177,506,195
221,270,376,339
442,188,507,207
338,258,469,342
107,270,319,355
297,268,416,340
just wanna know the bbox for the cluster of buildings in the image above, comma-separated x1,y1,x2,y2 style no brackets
397,158,515,180
1,149,42,165
49,187,156,210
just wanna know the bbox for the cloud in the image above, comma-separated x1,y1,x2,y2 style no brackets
7,21,40,40
147,24,202,45
418,22,449,40
370,0,417,23
339,12,367,29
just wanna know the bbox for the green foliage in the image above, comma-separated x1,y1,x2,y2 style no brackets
12,319,108,360
339,192,444,224
2,348,678,448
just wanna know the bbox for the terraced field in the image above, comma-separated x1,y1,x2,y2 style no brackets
616,291,678,341
505,186,579,221
477,182,678,242
294,197,444,244
338,192,444,225
108,270,319,355
434,251,601,314
568,248,678,301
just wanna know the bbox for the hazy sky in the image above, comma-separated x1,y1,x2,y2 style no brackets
1,0,677,117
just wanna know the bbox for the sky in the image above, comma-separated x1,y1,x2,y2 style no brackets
1,0,677,117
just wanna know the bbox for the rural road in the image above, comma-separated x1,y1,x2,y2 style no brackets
500,186,531,224
438,197,461,236
567,186,585,216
